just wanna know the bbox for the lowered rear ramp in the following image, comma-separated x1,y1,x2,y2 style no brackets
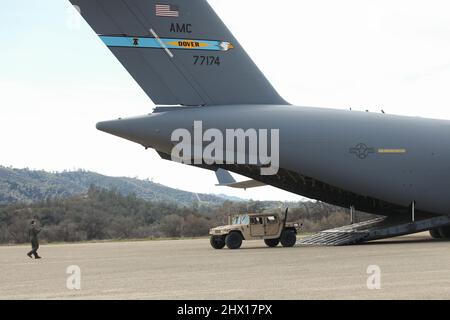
298,214,450,246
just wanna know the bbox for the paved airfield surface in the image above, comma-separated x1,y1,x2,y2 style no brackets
1,232,450,299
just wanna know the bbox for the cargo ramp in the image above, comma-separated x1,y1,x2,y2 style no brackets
298,214,450,246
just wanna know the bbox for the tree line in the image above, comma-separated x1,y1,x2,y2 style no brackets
0,185,372,244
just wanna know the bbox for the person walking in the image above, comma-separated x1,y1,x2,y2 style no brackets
27,219,42,259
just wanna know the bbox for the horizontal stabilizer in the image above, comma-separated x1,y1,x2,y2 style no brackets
215,169,266,189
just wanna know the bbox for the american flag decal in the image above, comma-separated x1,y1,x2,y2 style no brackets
155,4,179,17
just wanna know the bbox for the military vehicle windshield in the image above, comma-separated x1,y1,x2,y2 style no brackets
232,214,249,225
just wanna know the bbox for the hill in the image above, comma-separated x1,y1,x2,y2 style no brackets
0,166,234,206
0,185,356,244
0,167,374,244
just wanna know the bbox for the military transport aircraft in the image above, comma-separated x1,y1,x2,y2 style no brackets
69,0,450,245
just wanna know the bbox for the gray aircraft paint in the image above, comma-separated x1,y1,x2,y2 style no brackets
69,0,450,218
96,106,450,216
69,0,286,106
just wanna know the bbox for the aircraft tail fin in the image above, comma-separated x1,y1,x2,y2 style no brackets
69,0,287,106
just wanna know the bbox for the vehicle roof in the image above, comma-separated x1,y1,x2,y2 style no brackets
236,212,280,217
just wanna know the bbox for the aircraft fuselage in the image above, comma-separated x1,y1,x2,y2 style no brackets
97,105,450,217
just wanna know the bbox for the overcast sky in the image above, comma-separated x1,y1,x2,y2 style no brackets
1,0,450,201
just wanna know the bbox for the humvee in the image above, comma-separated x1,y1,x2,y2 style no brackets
209,209,300,249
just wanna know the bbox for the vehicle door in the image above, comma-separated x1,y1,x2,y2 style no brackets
250,216,265,237
265,215,279,236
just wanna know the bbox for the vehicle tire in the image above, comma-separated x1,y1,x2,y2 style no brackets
210,235,225,249
429,228,442,239
438,226,450,239
225,232,242,249
280,229,297,247
264,238,280,247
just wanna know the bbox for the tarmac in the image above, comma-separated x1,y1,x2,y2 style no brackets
1,232,450,299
